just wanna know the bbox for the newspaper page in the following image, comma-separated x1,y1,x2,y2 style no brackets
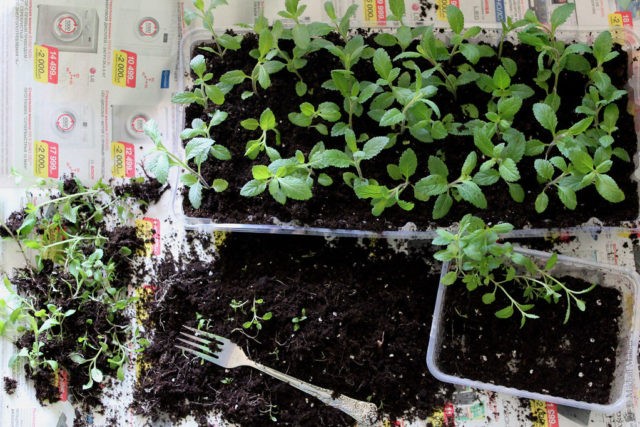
0,0,182,188
2,0,640,426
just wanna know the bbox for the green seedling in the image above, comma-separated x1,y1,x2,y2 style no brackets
184,0,242,58
517,3,592,107
530,102,625,212
232,297,273,338
414,152,487,219
291,308,307,331
173,55,225,109
323,1,357,42
145,119,229,209
241,108,282,161
355,148,417,216
433,214,596,326
1,180,146,390
288,101,341,135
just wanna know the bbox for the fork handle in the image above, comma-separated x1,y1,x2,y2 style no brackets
248,360,379,426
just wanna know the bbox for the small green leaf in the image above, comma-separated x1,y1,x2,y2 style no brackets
240,179,268,197
241,118,259,131
508,183,525,202
595,174,625,202
379,108,404,127
373,48,393,80
457,181,487,209
399,148,417,178
428,156,449,177
220,70,247,86
147,152,170,184
288,112,312,127
259,108,276,130
482,293,496,304
414,175,448,200
317,102,341,122
446,5,464,34
205,85,225,105
461,152,477,176
218,33,241,50
535,192,549,213
495,306,514,319
69,353,87,364
493,65,511,89
593,30,613,64
180,173,198,186
317,173,333,186
172,91,201,104
295,81,307,96
355,184,387,199
362,137,389,160
569,151,594,174
210,145,232,161
292,24,310,50
498,158,520,182
374,33,397,47
497,97,522,119
252,165,271,180
557,186,577,210
459,44,480,64
91,368,104,383
188,182,203,209
533,103,557,134
319,149,351,168
534,159,554,182
190,55,206,77
212,179,228,192
389,0,405,21
278,176,312,200
433,193,453,219
566,117,594,136
525,139,545,156
441,271,457,286
550,3,575,31
185,138,214,164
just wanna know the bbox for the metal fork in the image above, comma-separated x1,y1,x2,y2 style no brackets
176,326,379,426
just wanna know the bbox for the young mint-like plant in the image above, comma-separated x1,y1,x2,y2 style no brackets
433,214,596,326
288,101,341,135
241,108,282,161
184,0,242,58
172,55,225,109
354,148,417,216
414,153,487,219
145,119,229,209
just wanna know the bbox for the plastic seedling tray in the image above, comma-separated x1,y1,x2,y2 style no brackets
426,247,640,414
172,20,640,238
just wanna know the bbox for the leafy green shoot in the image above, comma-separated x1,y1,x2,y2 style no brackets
433,214,596,326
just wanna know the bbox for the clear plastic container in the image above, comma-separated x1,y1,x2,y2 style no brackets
173,8,640,237
426,247,640,414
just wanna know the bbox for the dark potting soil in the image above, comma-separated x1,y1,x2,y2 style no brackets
10,225,145,408
0,178,164,407
133,233,452,426
181,33,638,231
437,277,623,404
3,376,17,395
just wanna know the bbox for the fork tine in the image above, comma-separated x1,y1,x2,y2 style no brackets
175,344,221,365
178,331,215,346
182,325,227,343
